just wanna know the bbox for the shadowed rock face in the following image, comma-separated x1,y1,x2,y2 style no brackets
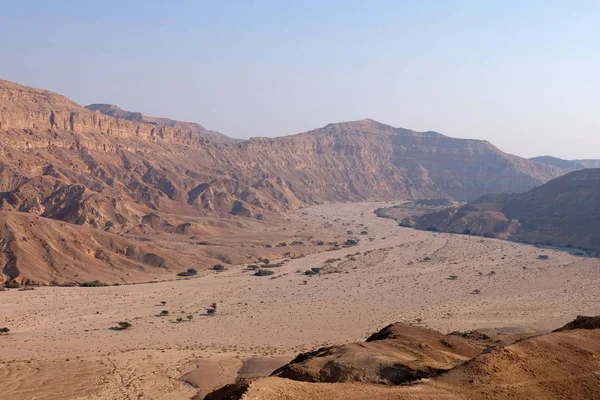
204,316,600,400
401,168,600,251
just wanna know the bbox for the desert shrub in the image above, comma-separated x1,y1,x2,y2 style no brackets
310,267,321,273
304,269,318,276
177,268,198,277
265,244,272,248
537,255,549,260
206,308,216,315
0,327,9,335
80,280,108,287
212,264,225,271
259,258,270,265
5,281,21,289
117,321,132,330
278,242,287,247
262,262,284,268
255,269,274,276
315,240,325,246
344,239,359,246
447,275,458,280
159,310,169,316
176,317,184,323
49,280,59,287
161,301,167,306
290,241,304,246
324,258,341,264
0,287,6,292
18,287,35,291
471,289,481,295
346,230,353,235
360,230,368,235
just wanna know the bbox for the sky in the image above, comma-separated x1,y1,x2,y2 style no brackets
1,0,599,159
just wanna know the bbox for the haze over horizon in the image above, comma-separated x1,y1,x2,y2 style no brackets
1,0,598,159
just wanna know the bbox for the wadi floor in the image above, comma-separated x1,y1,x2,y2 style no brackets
2,202,600,400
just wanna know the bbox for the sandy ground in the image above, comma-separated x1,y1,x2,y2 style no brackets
1,201,600,399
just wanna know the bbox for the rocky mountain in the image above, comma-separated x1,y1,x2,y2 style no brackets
205,316,600,400
400,168,600,251
0,78,572,283
84,103,234,144
529,155,584,172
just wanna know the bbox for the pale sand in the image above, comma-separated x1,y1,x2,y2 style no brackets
1,202,599,399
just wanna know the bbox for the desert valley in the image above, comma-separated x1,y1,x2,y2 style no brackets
1,79,600,400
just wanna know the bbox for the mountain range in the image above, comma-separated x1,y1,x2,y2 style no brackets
0,78,596,283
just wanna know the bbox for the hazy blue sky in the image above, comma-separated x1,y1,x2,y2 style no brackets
1,1,598,158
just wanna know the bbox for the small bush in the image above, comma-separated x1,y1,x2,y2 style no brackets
211,264,225,271
0,327,9,335
5,281,21,289
81,280,108,287
177,268,198,277
304,269,318,276
159,310,169,316
187,315,193,321
537,255,549,260
117,321,132,330
447,275,458,280
255,269,275,277
344,239,359,246
315,240,325,246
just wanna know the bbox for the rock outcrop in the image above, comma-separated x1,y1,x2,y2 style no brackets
204,316,600,400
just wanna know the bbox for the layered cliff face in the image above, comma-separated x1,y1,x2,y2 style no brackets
1,79,566,224
400,168,600,251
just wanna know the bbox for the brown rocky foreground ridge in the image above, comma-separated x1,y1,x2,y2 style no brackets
399,168,600,252
205,315,600,400
0,78,574,284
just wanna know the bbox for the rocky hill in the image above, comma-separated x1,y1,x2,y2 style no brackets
400,168,600,251
205,316,600,400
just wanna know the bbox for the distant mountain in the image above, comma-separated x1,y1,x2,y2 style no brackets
575,159,600,168
529,156,584,172
402,168,600,251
